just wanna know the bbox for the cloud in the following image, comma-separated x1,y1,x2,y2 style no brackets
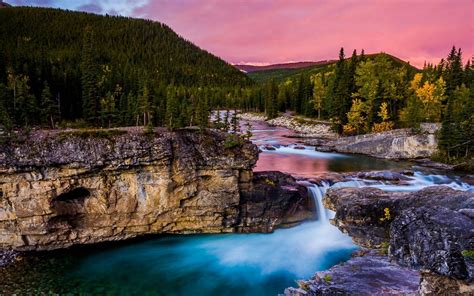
10,0,149,16
8,0,474,67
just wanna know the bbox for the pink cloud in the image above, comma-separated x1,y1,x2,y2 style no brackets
135,0,473,67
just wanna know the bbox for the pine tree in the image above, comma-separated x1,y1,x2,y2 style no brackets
41,81,59,128
265,79,278,119
165,88,179,130
81,26,98,123
196,95,209,131
16,75,37,127
231,109,239,134
0,83,12,131
137,80,151,126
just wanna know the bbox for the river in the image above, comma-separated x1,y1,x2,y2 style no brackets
1,120,472,295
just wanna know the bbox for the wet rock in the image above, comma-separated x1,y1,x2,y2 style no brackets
283,250,420,296
262,145,277,151
293,146,306,150
390,205,474,280
355,170,411,182
239,171,314,231
324,186,474,281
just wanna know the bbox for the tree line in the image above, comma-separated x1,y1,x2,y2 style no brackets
236,47,473,161
0,7,252,130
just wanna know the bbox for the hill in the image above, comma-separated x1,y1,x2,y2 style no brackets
243,53,419,83
234,60,335,73
0,7,252,121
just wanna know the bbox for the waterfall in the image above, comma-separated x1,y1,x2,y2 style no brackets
308,182,330,222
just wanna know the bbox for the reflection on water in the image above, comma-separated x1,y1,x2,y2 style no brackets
249,120,411,177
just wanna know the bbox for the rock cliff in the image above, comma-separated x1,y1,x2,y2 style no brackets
309,128,438,159
285,186,474,295
323,186,474,293
0,128,312,251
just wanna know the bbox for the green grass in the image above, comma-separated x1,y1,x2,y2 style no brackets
323,274,332,282
462,250,474,260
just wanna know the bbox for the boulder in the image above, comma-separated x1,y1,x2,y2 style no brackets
324,186,474,281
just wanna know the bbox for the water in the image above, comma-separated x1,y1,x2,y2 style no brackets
1,119,472,295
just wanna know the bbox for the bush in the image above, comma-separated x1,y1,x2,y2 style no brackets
372,121,394,133
342,124,357,136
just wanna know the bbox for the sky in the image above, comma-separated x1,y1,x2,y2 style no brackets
9,0,474,67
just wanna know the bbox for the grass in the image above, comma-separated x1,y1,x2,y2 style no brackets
323,274,332,282
462,250,474,260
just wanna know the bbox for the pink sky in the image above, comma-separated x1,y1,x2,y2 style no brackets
133,0,473,67
12,0,474,67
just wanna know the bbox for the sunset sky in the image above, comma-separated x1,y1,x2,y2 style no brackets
9,0,474,67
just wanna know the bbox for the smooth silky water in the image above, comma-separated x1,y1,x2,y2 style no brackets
1,120,472,295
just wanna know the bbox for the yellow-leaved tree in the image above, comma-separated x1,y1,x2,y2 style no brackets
344,98,367,135
372,102,394,133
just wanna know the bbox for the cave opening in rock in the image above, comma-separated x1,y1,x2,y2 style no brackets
55,187,90,202
49,187,91,231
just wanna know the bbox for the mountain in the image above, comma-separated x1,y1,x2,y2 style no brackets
0,7,252,120
234,60,336,73
0,1,11,8
240,53,419,83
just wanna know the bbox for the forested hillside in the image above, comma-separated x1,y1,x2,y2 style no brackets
240,48,473,161
0,7,252,128
245,53,417,83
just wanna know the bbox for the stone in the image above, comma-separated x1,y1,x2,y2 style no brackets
308,128,439,159
283,250,420,296
0,128,312,251
324,186,474,281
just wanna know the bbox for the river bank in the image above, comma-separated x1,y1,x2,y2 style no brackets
240,112,464,172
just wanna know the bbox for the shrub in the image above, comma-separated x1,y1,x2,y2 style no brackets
323,274,332,282
342,124,357,136
372,121,394,133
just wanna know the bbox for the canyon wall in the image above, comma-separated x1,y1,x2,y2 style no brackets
0,128,312,251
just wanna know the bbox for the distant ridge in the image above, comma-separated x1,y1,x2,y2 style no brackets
0,1,12,8
240,53,419,83
234,60,336,73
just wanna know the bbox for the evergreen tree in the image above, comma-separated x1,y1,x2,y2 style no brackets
137,80,151,126
231,109,239,134
41,81,59,128
165,88,179,130
265,79,278,119
0,83,12,131
81,26,98,123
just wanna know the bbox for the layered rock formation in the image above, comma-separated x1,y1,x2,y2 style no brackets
284,250,421,296
284,186,474,295
0,128,312,251
322,186,474,294
309,128,438,159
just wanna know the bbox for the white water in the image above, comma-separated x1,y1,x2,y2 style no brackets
331,171,473,192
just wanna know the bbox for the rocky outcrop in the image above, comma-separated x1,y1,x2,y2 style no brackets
239,113,338,139
0,128,312,251
309,128,438,159
283,250,421,296
324,186,474,282
240,171,313,231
